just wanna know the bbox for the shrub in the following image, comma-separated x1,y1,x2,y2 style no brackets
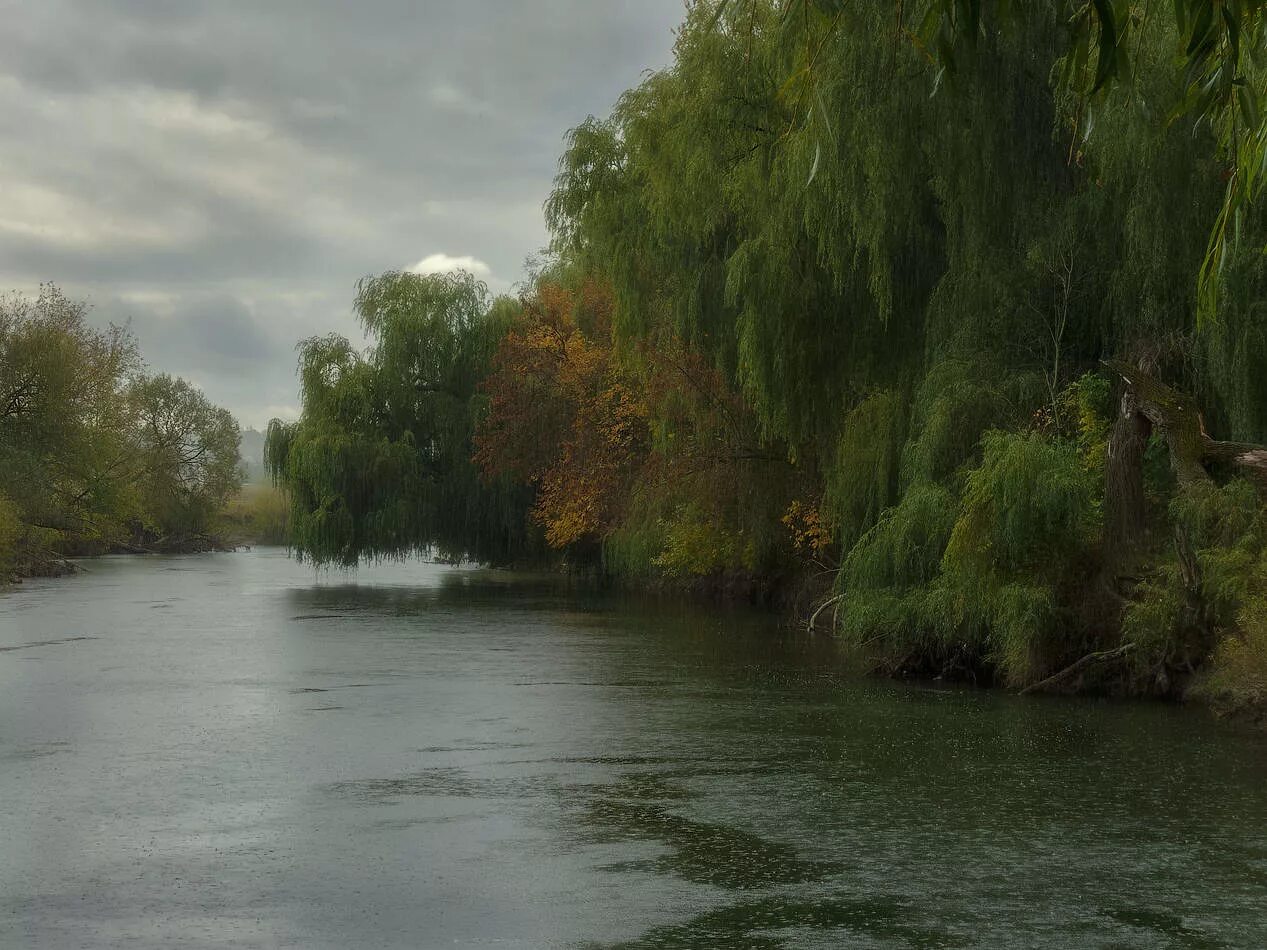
1190,593,1267,720
1124,480,1267,692
220,485,291,546
0,492,19,579
823,390,904,549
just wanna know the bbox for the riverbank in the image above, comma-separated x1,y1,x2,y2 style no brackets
3,485,288,585
6,534,254,584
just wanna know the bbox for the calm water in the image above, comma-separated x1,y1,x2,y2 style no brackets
2,550,1266,949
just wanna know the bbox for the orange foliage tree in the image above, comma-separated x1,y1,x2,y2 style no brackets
473,280,648,548
476,275,814,579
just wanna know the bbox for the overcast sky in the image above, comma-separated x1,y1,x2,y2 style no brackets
0,0,685,428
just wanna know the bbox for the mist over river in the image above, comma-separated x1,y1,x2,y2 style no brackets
2,549,1266,948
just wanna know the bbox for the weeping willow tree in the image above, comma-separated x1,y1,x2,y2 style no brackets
266,1,1267,706
707,0,1267,321
265,271,540,566
544,0,1267,699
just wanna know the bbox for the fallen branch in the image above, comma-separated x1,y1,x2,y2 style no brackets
807,593,845,632
1019,642,1136,696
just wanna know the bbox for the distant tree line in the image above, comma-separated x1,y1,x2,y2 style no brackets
0,285,243,578
267,2,1267,714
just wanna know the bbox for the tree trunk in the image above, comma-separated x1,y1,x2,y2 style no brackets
1103,381,1152,575
1102,356,1267,587
1099,358,1267,688
1103,359,1267,489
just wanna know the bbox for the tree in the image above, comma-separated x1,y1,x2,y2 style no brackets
541,0,1267,693
706,0,1267,319
131,373,243,543
264,1,1267,706
474,278,648,548
266,270,539,566
0,285,140,566
0,285,246,573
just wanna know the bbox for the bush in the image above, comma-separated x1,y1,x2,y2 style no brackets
220,485,290,546
1191,593,1267,720
837,431,1101,686
1124,479,1267,693
0,492,19,579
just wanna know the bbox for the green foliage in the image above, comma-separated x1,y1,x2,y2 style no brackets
944,431,1099,579
713,0,1267,318
1172,479,1263,551
267,271,540,566
601,503,667,581
220,484,290,546
842,484,958,594
823,390,904,550
652,504,752,578
0,492,19,578
901,363,1024,488
0,285,141,552
1124,480,1267,688
131,373,243,542
836,432,1100,685
600,440,792,583
0,285,244,574
1192,591,1267,718
985,583,1060,687
941,432,1100,684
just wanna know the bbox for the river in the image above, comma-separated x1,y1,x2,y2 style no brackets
2,549,1265,948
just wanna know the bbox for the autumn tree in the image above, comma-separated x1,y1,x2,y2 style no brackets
474,278,647,549
475,272,806,583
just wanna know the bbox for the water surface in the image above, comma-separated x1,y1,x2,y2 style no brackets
2,550,1265,948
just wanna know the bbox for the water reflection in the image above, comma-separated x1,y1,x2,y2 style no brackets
2,551,1266,949
591,896,972,950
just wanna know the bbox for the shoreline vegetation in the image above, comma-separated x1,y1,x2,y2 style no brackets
9,3,1267,725
261,3,1267,724
0,285,250,583
3,482,293,584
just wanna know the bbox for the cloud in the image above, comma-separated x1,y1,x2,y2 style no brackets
427,82,493,118
81,289,312,429
408,253,492,278
0,0,686,428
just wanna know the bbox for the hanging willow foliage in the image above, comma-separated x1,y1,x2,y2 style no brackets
266,271,540,567
271,1,1267,703
704,0,1267,319
539,0,1267,694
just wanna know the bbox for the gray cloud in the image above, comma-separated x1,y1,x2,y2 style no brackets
0,0,684,427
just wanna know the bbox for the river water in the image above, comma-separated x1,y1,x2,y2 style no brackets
2,549,1265,949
